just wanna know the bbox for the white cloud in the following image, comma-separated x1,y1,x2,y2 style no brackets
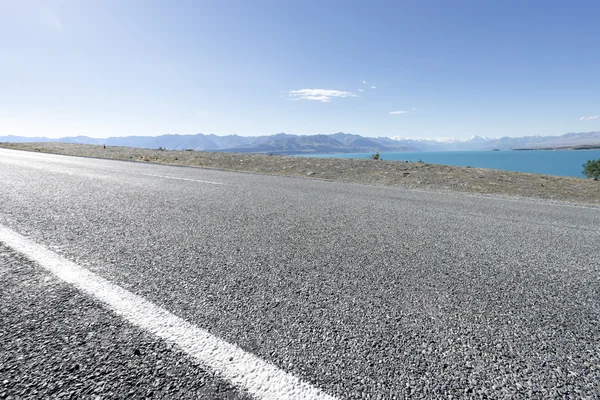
288,89,358,103
39,7,65,31
357,89,364,92
362,80,367,84
389,110,408,115
370,86,376,89
580,115,600,121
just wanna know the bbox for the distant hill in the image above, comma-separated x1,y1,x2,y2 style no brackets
1,131,599,154
0,132,416,154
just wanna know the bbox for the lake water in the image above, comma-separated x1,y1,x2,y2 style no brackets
301,150,600,178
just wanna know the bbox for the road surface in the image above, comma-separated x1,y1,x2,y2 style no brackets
1,148,599,399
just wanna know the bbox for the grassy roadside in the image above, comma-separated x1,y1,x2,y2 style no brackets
1,141,599,205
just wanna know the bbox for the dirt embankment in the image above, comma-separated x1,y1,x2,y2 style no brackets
1,142,598,205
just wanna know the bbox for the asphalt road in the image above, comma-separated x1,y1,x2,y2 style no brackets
1,148,599,399
0,243,248,400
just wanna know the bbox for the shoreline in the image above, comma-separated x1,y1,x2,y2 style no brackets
1,142,598,205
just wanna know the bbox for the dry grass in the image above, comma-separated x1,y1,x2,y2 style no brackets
2,142,599,205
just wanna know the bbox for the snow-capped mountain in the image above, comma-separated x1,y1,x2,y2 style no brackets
390,132,600,151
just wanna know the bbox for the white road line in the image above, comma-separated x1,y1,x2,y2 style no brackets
138,173,226,185
0,226,336,400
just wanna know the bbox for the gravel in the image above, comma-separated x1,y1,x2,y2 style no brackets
1,149,600,399
1,142,599,205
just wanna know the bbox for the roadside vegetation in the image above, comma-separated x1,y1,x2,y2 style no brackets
582,158,600,180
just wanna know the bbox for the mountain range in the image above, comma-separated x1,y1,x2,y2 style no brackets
2,131,600,154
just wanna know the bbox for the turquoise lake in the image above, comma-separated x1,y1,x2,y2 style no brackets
301,150,600,178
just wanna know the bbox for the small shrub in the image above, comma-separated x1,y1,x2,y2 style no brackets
157,146,166,151
371,152,380,160
417,159,424,163
582,158,600,180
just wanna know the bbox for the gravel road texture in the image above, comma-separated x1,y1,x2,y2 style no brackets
1,148,600,399
0,244,249,400
1,142,598,205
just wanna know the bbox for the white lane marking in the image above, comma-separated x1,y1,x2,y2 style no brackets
0,226,335,400
138,172,226,185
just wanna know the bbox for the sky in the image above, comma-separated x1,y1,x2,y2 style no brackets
1,0,599,140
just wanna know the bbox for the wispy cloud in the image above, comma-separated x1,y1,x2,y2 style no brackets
39,7,65,31
362,80,367,84
357,89,364,92
389,110,409,115
288,89,358,103
580,115,600,121
370,86,376,89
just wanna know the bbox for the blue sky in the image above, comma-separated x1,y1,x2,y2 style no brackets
1,0,599,139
